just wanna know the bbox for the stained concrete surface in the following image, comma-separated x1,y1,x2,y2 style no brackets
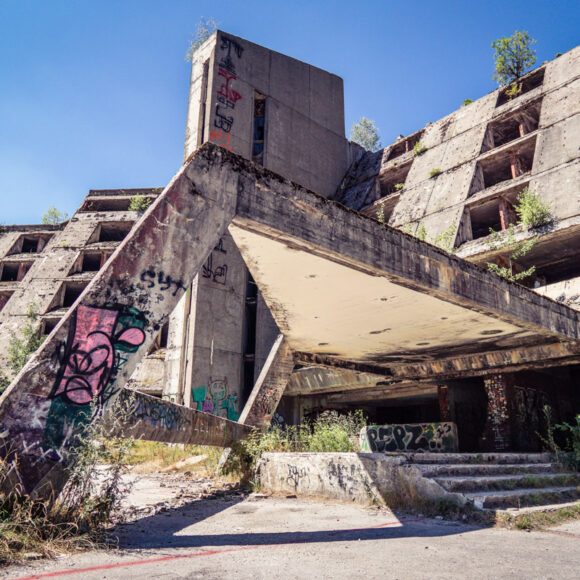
3,473,580,580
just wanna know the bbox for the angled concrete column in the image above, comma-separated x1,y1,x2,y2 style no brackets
238,334,295,429
0,145,239,498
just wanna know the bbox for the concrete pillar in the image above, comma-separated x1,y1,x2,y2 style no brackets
480,374,512,451
509,153,524,179
499,197,517,230
438,385,452,422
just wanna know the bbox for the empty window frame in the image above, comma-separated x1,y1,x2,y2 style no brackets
373,194,400,225
49,281,90,311
91,221,134,243
482,100,541,152
468,197,518,240
81,252,108,272
471,136,536,194
378,160,412,197
386,131,424,161
0,262,32,282
41,318,61,337
8,234,52,256
252,93,266,165
149,321,170,353
496,68,545,107
0,291,14,312
79,198,133,212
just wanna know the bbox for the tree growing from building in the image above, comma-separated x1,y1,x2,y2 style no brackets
350,117,382,152
41,206,68,225
492,30,537,85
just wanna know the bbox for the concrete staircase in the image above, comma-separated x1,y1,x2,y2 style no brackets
410,452,580,510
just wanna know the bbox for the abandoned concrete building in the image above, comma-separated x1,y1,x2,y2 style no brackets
0,31,579,472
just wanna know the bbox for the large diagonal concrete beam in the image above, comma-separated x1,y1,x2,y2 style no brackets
0,144,241,497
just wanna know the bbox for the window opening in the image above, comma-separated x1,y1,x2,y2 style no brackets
378,160,412,197
62,282,89,308
482,100,541,152
386,131,423,161
96,222,134,243
496,68,545,107
252,93,266,165
0,292,13,311
199,60,210,145
0,262,31,282
81,253,104,272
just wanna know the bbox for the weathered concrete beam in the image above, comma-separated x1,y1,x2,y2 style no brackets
107,390,251,446
0,144,239,497
238,334,295,429
285,366,388,396
393,341,580,381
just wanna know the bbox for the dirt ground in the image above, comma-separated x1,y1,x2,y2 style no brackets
3,472,580,580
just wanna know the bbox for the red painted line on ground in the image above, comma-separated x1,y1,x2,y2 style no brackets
11,518,422,580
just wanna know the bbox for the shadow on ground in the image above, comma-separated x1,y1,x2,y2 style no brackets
112,492,483,551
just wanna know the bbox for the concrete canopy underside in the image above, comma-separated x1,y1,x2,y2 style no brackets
1,143,579,496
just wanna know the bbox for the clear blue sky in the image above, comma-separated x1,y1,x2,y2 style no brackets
1,0,578,224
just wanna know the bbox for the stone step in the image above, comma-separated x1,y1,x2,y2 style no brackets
416,462,557,477
465,486,580,510
408,452,553,465
433,472,580,493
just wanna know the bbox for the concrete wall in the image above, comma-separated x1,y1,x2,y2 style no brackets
257,452,465,507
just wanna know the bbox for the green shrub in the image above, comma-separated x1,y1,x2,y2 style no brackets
462,99,473,106
514,188,552,228
428,167,441,178
556,415,580,471
128,195,153,212
394,183,404,191
413,142,428,156
7,305,44,375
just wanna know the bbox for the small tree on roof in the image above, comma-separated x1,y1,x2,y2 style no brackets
492,30,537,85
350,117,382,152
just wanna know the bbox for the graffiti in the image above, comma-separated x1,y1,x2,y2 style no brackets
254,387,278,419
327,460,359,497
361,422,458,453
286,465,309,489
43,304,146,450
133,395,191,431
211,34,244,146
214,104,234,133
217,67,242,107
201,253,228,285
209,129,232,151
140,270,186,296
219,35,244,74
271,412,286,428
214,236,227,254
192,378,239,421
481,376,511,451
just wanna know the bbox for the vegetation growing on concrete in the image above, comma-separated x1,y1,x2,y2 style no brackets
349,117,382,152
486,224,537,282
128,195,153,212
225,410,367,483
514,187,553,228
428,167,441,178
412,142,428,156
185,17,218,62
492,30,537,86
0,397,134,564
0,305,44,395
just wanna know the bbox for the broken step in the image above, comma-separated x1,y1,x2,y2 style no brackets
408,452,553,465
433,472,580,493
465,486,580,510
416,462,557,477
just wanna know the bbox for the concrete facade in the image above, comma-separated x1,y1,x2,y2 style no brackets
0,33,579,462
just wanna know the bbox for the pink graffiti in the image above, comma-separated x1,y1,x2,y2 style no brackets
52,305,145,405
